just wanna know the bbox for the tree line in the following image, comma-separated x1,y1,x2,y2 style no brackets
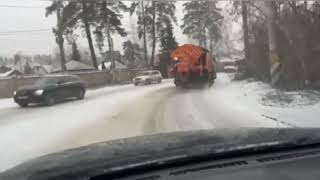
45,1,223,70
237,1,320,90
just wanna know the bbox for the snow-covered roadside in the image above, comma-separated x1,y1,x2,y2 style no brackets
0,98,16,109
0,82,173,172
213,73,320,127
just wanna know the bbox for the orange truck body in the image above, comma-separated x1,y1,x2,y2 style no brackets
170,44,216,87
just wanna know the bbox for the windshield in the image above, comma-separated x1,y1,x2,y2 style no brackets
34,77,59,86
1,0,320,175
142,72,151,76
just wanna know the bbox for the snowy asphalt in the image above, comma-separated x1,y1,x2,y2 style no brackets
0,73,289,172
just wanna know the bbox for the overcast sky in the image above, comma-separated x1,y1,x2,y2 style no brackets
0,1,238,57
0,0,189,57
0,0,56,56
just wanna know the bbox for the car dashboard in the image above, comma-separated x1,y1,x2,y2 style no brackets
97,146,320,180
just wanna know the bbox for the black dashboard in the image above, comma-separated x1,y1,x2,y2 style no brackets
118,147,320,180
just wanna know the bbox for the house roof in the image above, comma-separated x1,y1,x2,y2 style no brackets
0,65,11,73
0,69,22,77
114,61,127,69
54,60,95,72
42,65,54,73
66,60,94,70
0,65,10,68
33,64,54,73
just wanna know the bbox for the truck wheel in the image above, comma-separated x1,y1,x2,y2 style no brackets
18,102,28,107
44,94,55,106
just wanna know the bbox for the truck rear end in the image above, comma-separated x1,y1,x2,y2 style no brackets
170,44,216,87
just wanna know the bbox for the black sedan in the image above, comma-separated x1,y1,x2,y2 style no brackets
13,74,86,107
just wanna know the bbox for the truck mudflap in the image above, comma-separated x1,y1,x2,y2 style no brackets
174,71,215,88
208,72,215,87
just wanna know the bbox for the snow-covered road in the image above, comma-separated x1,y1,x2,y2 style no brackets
0,73,309,172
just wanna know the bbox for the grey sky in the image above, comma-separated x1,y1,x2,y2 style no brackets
0,0,56,56
0,0,190,57
0,1,239,57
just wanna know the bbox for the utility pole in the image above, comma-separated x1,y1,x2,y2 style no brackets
265,1,282,87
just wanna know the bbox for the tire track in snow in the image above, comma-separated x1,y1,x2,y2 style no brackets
0,82,174,172
50,85,176,151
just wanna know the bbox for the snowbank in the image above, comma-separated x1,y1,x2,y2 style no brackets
213,74,320,127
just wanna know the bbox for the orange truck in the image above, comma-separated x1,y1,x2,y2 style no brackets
170,44,216,87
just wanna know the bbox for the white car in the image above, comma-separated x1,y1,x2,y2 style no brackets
133,70,162,86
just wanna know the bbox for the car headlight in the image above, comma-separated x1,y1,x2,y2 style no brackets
13,91,16,96
34,89,44,96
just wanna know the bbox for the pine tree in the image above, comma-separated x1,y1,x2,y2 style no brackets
71,41,81,61
123,40,143,68
158,17,177,51
94,1,128,69
81,2,98,69
134,1,176,67
181,1,222,49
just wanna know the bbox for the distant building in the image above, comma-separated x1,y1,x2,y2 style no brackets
0,65,10,73
114,61,127,70
33,65,49,75
0,69,22,78
66,60,95,71
53,60,95,72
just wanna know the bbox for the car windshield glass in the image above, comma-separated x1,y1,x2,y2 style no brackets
34,77,59,86
142,72,150,75
3,0,320,176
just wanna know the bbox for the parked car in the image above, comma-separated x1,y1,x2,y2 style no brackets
133,70,162,86
13,74,86,107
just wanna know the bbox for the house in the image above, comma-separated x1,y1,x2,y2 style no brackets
33,65,49,75
10,57,33,74
114,61,127,69
53,60,95,72
0,65,10,73
0,69,22,78
42,65,54,73
66,60,95,71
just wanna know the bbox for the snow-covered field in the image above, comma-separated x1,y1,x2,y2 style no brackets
0,73,319,172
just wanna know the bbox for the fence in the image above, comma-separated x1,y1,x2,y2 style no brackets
0,69,147,98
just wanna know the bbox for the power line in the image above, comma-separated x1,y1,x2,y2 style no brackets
0,29,52,36
0,5,46,8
